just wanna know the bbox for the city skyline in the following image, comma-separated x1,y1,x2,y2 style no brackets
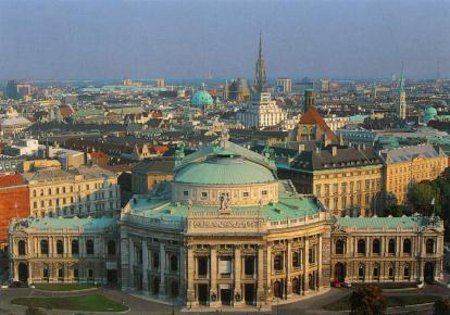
0,0,449,81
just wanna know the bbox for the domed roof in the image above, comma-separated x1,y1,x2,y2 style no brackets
175,155,275,185
191,88,214,108
424,107,438,123
424,107,437,115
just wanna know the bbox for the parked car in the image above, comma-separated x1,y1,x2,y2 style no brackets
342,281,352,288
331,280,341,288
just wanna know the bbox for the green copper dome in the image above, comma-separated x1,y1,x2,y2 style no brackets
424,107,437,123
191,89,214,108
175,156,275,185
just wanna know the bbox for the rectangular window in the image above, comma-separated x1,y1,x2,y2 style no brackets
243,192,249,198
261,190,268,196
183,191,189,197
201,192,208,199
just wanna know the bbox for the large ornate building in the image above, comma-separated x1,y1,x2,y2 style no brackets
9,138,444,310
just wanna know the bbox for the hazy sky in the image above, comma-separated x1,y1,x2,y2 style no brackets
0,0,449,80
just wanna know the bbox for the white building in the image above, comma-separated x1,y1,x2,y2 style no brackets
236,92,287,129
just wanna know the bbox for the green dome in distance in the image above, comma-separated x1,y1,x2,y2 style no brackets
424,107,437,123
191,84,214,108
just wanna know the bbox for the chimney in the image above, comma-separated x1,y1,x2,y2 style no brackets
331,146,338,157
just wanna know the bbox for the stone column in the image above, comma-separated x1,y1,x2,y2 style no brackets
234,246,243,306
286,241,292,297
142,240,149,294
187,246,196,307
120,231,129,290
159,242,166,297
210,246,218,307
318,235,323,290
128,238,135,289
179,245,186,302
266,245,272,299
304,239,309,295
257,245,265,305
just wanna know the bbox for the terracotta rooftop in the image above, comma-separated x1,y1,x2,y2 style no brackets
298,106,337,141
0,173,27,188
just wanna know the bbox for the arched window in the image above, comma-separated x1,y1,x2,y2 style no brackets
18,240,26,256
153,252,160,269
274,254,283,271
388,266,394,279
426,239,434,254
357,239,366,254
388,239,395,254
372,239,380,254
72,240,79,255
358,264,365,280
403,239,411,254
86,239,94,255
292,252,300,267
404,264,410,278
171,281,179,297
56,240,64,255
107,240,116,256
336,239,345,255
40,240,49,255
170,255,178,272
373,264,380,278
43,265,49,279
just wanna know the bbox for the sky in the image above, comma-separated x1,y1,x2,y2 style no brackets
0,0,449,81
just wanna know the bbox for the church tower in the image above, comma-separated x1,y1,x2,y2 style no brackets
253,33,267,93
397,67,406,120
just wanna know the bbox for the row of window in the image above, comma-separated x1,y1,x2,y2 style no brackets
184,190,268,200
134,248,178,272
335,238,435,255
316,179,381,196
274,248,316,271
41,266,94,279
17,239,116,256
32,183,115,197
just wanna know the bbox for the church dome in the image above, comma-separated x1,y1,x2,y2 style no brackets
191,87,214,108
424,107,437,123
175,154,275,185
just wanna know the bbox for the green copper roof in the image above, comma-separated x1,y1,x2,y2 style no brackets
175,156,275,185
191,90,214,107
20,216,116,231
335,215,431,230
128,190,320,222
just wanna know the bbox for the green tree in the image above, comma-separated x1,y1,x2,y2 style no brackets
384,204,406,217
407,182,440,216
350,285,386,315
434,297,450,315
25,307,46,315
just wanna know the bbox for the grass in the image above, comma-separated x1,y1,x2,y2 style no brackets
11,294,129,312
34,283,96,291
323,294,440,311
353,282,418,290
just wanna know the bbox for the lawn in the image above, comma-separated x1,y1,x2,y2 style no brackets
323,294,440,311
12,294,129,312
34,283,96,291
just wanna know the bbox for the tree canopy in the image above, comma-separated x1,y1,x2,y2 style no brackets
350,285,386,315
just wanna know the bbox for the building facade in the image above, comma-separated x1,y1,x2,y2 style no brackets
23,165,121,218
279,146,383,217
331,216,444,284
8,139,445,310
380,144,447,204
0,174,29,249
9,217,119,285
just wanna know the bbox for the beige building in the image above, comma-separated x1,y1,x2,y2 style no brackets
24,165,121,218
131,159,174,194
8,138,444,311
9,217,119,285
380,144,447,204
279,146,383,217
331,215,444,284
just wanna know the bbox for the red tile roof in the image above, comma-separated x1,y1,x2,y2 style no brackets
298,106,337,141
0,174,27,188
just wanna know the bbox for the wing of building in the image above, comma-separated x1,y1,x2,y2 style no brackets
8,139,445,310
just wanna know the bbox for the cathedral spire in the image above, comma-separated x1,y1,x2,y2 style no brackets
253,32,267,93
